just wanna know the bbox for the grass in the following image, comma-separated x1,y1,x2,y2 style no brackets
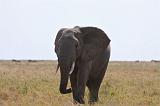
0,60,160,106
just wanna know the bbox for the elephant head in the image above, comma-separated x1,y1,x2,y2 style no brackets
54,26,110,94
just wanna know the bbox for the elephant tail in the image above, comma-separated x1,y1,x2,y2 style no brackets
55,63,60,74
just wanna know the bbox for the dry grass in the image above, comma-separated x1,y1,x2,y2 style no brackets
0,60,160,106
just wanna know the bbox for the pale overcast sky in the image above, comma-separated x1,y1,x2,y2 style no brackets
0,0,160,60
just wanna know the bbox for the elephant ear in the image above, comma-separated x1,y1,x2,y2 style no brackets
80,27,110,61
54,28,66,54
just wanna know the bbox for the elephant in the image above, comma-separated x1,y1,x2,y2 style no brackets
54,26,111,104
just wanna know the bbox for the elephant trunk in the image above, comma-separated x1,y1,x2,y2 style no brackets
59,61,75,94
59,71,72,94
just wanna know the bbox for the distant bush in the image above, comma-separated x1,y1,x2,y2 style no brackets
12,59,21,62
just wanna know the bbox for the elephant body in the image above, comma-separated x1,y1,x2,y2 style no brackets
54,26,111,104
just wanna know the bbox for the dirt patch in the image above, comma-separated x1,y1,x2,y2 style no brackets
0,92,9,101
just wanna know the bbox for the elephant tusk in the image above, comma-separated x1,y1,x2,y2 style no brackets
69,62,75,75
72,35,79,43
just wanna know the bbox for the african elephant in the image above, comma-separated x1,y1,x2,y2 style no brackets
54,26,111,104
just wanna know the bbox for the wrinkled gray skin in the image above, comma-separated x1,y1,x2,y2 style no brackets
54,26,111,104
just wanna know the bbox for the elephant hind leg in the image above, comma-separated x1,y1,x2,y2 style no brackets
87,79,100,104
87,61,109,104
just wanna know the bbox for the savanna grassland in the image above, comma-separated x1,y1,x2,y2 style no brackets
0,60,160,106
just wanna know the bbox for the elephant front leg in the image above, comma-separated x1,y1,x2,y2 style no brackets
74,62,91,104
71,72,85,104
74,84,85,104
70,69,77,103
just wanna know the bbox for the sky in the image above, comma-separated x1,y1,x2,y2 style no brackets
0,0,160,60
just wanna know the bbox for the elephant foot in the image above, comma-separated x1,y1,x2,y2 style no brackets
72,101,83,106
88,100,96,105
88,97,98,105
74,96,85,104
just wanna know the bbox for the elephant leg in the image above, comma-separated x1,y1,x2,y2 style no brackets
70,68,77,102
87,78,100,104
74,62,91,104
87,61,109,104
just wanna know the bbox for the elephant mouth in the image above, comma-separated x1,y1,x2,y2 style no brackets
56,61,75,74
